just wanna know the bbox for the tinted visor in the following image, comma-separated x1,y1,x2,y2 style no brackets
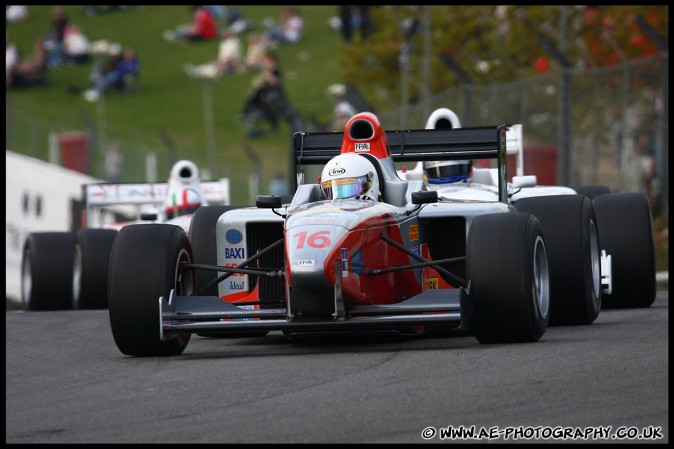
426,162,471,184
321,175,373,200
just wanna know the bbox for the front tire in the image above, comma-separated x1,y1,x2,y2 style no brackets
108,224,193,356
21,232,76,311
467,212,550,343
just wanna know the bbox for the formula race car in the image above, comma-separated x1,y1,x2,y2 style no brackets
21,160,231,311
400,107,655,311
107,111,610,357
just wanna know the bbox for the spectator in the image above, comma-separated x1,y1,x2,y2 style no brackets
242,51,289,136
7,40,47,89
6,38,19,87
43,7,69,68
215,30,242,75
339,6,372,43
163,6,217,43
116,47,140,90
326,83,357,131
83,46,139,102
6,5,28,24
267,7,303,45
62,24,90,65
225,9,252,35
184,29,242,79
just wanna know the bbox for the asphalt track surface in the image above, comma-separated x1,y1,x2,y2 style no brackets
6,292,668,444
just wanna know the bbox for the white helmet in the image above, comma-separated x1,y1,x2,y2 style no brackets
423,107,471,184
320,153,379,201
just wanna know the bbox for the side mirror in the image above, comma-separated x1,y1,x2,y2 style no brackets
512,175,537,188
140,213,158,221
412,190,438,205
256,195,283,209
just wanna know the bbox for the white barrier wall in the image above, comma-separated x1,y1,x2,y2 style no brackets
5,150,100,304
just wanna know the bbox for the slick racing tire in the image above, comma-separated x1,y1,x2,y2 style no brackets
73,228,118,309
467,212,550,343
189,205,241,296
593,192,656,308
109,224,193,356
572,185,610,200
515,195,601,325
21,232,76,311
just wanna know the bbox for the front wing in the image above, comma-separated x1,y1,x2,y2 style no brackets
159,288,465,339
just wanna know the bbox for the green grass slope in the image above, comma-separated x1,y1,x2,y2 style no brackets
6,5,344,204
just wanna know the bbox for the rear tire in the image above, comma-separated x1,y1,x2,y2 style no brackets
515,195,601,325
108,224,193,356
73,228,118,309
467,212,550,343
21,232,76,311
572,185,610,200
593,192,656,308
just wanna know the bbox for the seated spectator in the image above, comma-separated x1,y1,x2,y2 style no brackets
62,24,90,65
184,29,242,79
225,9,252,35
83,46,139,101
116,48,140,90
7,40,47,89
215,30,242,75
163,6,217,43
267,7,303,45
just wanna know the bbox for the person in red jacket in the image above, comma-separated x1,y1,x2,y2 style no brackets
164,6,217,43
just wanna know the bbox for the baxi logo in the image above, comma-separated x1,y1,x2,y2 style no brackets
226,229,243,244
329,167,346,176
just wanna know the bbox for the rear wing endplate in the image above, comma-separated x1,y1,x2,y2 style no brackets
293,125,509,202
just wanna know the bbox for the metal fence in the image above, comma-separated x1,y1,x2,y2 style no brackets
380,52,668,217
6,53,668,216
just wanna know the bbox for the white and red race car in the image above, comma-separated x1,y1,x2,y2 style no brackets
21,160,231,311
107,111,608,357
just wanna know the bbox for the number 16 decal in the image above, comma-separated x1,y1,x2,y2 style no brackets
293,231,331,248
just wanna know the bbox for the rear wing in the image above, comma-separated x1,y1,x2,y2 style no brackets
293,125,509,202
83,179,230,207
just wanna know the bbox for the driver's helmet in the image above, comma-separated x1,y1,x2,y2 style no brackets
422,107,471,184
165,187,202,219
424,160,472,184
320,153,379,201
